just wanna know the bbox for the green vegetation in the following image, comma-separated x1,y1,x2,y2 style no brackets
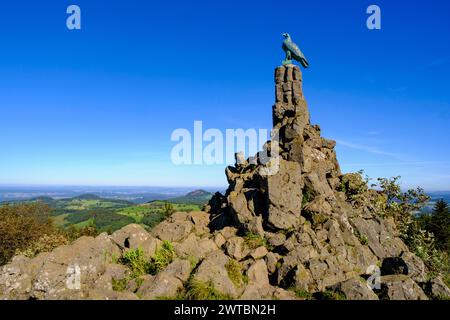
168,190,213,205
290,288,314,300
185,279,231,300
366,175,450,284
418,199,450,252
149,240,175,275
2,194,202,236
315,290,347,300
119,248,151,278
354,229,369,245
111,278,129,292
243,232,268,249
302,187,314,206
0,203,64,265
225,259,247,287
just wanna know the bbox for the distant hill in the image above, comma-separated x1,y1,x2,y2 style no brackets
71,194,102,200
164,190,213,205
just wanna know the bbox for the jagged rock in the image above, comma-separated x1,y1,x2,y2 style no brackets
266,232,286,247
247,260,270,286
264,159,303,230
0,233,121,300
426,277,450,299
265,252,281,274
164,259,192,283
110,224,151,249
140,237,163,259
2,64,446,301
174,233,216,261
330,277,379,300
189,211,211,236
377,275,428,300
240,283,274,300
225,237,249,261
250,246,268,260
151,220,193,242
94,263,131,291
272,287,299,300
213,233,226,248
294,263,316,292
192,250,241,298
137,272,183,300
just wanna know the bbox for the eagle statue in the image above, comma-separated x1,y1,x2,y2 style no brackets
282,33,309,68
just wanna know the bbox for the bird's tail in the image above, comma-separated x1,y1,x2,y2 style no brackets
301,58,309,68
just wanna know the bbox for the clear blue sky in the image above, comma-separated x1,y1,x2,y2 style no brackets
0,0,449,190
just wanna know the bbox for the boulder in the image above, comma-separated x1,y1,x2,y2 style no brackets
192,250,241,298
426,277,450,299
137,272,183,300
330,277,378,300
151,220,193,242
110,224,151,249
225,237,249,261
378,275,428,300
400,252,426,283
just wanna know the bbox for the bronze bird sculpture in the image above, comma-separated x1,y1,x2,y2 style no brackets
282,33,309,68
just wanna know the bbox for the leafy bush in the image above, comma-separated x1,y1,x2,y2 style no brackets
119,248,151,278
0,203,61,265
64,223,99,241
149,240,175,275
16,233,69,258
372,176,449,278
163,202,175,216
141,212,167,229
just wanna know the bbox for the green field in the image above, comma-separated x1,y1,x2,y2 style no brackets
18,194,205,233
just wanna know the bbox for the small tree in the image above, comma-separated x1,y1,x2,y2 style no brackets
163,202,175,216
428,199,450,251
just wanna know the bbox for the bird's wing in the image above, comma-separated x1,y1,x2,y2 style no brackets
286,41,308,62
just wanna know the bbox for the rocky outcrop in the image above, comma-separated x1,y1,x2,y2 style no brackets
204,64,449,300
1,65,449,300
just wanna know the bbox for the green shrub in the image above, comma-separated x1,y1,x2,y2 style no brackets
185,279,231,300
149,240,175,275
0,203,61,265
119,248,151,278
16,233,69,258
290,288,314,300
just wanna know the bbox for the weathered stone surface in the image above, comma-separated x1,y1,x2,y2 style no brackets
164,259,192,283
400,252,426,283
151,220,193,242
247,260,270,286
225,237,249,261
330,277,379,300
264,159,303,230
0,233,121,300
111,224,151,249
251,246,268,260
426,277,450,299
137,272,183,300
192,250,241,298
378,275,428,300
94,263,131,291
